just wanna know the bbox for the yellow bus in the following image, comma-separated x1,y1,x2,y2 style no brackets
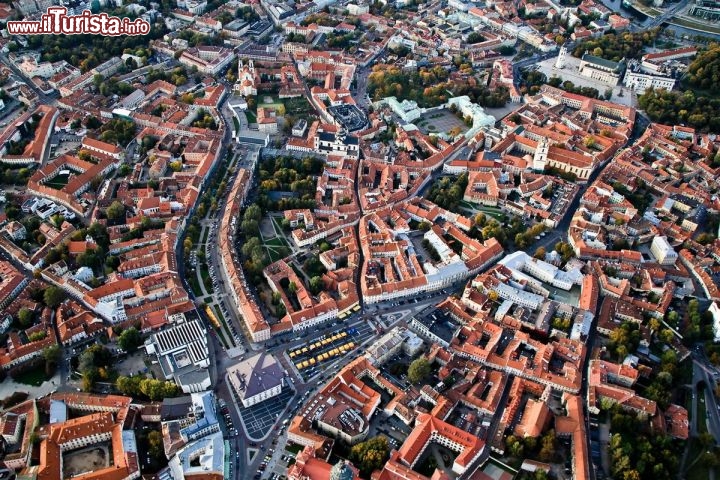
295,362,303,369
322,353,330,360
289,351,297,358
205,306,221,329
353,305,361,312
302,347,309,353
308,358,316,365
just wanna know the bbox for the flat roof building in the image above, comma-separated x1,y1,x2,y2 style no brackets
227,353,286,407
145,318,211,393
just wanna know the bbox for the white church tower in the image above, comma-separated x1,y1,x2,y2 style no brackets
533,137,549,172
555,44,568,69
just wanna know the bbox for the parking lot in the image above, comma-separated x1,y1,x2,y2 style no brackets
238,387,295,440
288,322,376,381
290,329,356,368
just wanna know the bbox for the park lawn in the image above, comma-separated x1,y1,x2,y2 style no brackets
200,266,214,295
13,365,50,386
265,237,289,247
45,173,70,190
266,246,289,263
271,216,285,233
188,271,204,297
459,201,505,221
285,97,312,116
285,443,303,454
698,395,709,434
258,95,284,110
263,234,290,262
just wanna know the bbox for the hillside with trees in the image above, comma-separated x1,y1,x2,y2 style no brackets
571,29,660,62
685,43,720,92
638,88,720,132
368,65,509,108
27,19,167,72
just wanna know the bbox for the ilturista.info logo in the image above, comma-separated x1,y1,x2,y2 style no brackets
7,7,151,36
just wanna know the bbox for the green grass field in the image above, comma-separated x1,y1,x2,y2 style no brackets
200,265,214,295
259,95,284,110
262,226,291,261
459,201,505,220
45,173,70,190
188,272,204,297
263,217,292,261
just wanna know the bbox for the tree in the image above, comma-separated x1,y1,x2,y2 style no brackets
467,32,486,44
106,200,126,222
43,286,66,308
407,357,431,383
147,430,164,461
78,344,114,391
534,470,550,480
349,436,389,476
116,375,142,396
538,429,556,462
17,307,33,327
118,327,142,353
43,344,62,376
309,276,324,295
28,331,47,342
117,375,179,400
85,116,101,129
533,246,546,260
510,439,525,457
44,345,61,363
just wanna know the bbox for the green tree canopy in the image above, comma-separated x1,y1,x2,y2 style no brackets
118,327,142,353
349,436,390,476
17,307,33,327
43,286,66,308
106,200,126,222
407,357,432,383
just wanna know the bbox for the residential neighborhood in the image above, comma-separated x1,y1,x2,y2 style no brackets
0,0,719,479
